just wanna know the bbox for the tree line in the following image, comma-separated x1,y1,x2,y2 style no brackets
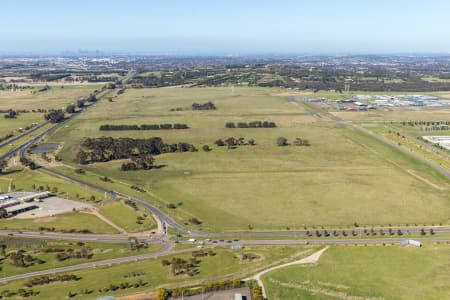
99,123,189,131
24,275,80,288
192,101,216,110
215,137,256,149
157,277,243,300
76,137,197,165
225,121,276,128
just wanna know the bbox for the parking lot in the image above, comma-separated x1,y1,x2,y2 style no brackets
1,192,92,219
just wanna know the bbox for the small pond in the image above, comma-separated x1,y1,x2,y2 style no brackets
30,143,59,154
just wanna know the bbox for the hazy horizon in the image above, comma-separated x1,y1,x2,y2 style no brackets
2,0,450,55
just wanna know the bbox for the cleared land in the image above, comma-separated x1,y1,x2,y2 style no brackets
263,245,450,300
45,87,450,232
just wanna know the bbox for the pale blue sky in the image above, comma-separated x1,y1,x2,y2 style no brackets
1,0,450,54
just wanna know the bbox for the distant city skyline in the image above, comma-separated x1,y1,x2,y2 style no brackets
2,0,450,55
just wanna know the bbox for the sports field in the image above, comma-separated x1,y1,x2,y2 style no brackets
263,245,450,300
46,87,450,232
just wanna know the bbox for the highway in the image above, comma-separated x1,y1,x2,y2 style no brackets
1,236,450,284
0,241,175,284
2,225,449,243
0,120,49,149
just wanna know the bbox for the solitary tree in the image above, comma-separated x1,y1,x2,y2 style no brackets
276,137,288,146
65,104,76,114
0,160,7,173
44,110,65,123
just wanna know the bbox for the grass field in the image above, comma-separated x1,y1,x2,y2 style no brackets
0,212,117,233
0,112,44,137
0,238,162,277
0,245,310,300
99,199,157,232
43,87,450,232
0,85,102,110
264,244,450,300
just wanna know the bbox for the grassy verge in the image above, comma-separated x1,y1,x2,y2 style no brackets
0,238,163,277
264,244,450,300
0,212,118,234
0,245,310,300
99,199,156,232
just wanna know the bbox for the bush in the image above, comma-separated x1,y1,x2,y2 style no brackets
276,137,288,146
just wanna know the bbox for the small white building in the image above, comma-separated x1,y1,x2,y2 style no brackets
401,239,422,248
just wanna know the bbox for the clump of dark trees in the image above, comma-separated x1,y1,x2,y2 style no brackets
24,275,80,287
121,155,155,171
75,137,197,165
192,101,216,110
8,250,45,268
161,250,215,277
4,109,18,119
96,280,147,294
19,157,37,170
214,137,256,149
55,247,93,262
225,121,276,128
44,109,65,123
99,123,189,131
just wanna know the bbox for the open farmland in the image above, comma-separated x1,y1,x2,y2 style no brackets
46,87,450,232
0,85,102,111
263,245,450,300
